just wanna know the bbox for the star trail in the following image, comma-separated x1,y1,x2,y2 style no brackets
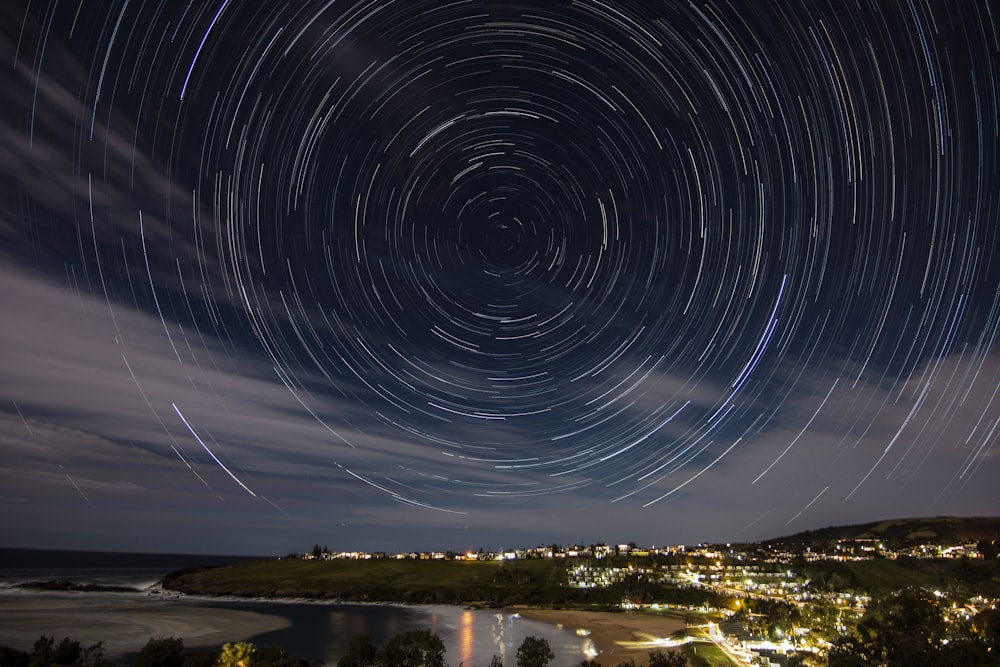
1,0,998,554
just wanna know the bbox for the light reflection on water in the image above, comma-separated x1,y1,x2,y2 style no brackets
404,606,591,667
242,602,591,666
458,610,474,666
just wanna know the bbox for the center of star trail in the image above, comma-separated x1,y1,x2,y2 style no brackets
203,4,786,489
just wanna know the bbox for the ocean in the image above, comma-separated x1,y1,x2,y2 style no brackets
0,549,594,666
0,548,260,589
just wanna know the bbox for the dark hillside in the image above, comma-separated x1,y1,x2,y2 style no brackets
762,516,1000,550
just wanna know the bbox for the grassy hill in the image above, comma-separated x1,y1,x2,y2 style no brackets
761,515,1000,550
162,557,571,605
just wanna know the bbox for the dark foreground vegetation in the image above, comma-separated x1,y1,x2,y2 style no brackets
826,587,1000,667
0,632,687,667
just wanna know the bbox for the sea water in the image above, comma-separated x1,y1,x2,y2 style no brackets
0,549,593,666
0,548,259,590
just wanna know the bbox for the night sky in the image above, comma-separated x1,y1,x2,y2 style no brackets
2,1,999,556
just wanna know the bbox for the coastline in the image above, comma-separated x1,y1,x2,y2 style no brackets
0,591,291,658
509,607,687,665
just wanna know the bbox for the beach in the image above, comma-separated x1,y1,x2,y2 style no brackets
0,593,291,658
511,607,687,665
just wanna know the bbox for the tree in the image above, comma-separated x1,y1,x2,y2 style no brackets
486,656,503,667
24,636,107,667
376,630,445,667
337,633,377,667
214,642,255,667
972,605,1000,646
646,650,686,667
77,642,111,667
28,635,82,667
28,636,55,667
138,637,185,667
829,588,953,666
515,636,554,667
51,637,81,667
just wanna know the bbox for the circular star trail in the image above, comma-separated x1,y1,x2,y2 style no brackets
13,0,1000,515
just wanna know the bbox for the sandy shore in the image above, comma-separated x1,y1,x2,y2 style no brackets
511,607,687,665
0,592,290,658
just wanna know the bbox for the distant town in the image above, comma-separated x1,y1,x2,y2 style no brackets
298,536,993,615
301,535,987,564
